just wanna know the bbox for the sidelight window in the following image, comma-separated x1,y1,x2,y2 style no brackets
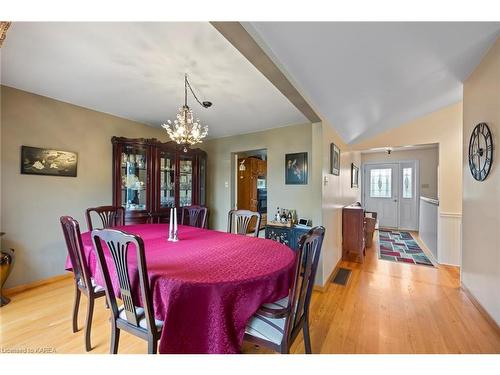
402,167,412,198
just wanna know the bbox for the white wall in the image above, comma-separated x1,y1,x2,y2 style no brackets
462,38,500,325
0,86,166,287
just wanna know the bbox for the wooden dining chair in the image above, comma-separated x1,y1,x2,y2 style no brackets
181,205,208,228
60,216,106,352
243,226,326,354
85,206,125,231
227,209,262,238
147,212,164,224
91,228,163,354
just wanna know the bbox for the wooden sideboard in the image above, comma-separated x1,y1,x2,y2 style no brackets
342,203,366,263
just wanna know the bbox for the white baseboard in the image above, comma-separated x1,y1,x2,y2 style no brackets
438,212,462,266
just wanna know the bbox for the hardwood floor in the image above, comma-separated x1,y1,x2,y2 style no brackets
1,231,499,354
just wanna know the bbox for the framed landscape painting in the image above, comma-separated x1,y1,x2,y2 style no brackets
21,146,78,177
285,152,308,185
330,143,340,176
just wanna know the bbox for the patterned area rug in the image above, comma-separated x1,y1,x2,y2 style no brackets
378,230,434,267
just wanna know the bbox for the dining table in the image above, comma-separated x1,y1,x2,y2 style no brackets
65,223,296,354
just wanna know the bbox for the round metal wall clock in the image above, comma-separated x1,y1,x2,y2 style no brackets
468,122,493,181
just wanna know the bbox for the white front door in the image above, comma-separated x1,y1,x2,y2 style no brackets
363,161,420,231
363,163,399,228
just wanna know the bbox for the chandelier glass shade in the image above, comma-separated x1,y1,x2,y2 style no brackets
162,74,210,149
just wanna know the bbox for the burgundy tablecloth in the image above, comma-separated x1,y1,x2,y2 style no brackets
65,224,295,354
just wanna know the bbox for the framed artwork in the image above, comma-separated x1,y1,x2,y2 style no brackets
21,146,78,177
351,163,359,188
285,152,308,185
330,143,340,176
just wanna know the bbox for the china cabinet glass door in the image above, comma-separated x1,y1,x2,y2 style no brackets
120,145,148,211
199,155,206,206
179,155,193,207
159,151,176,209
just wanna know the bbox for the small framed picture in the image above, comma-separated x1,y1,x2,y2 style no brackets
351,163,359,188
21,146,78,177
285,152,308,185
330,143,340,176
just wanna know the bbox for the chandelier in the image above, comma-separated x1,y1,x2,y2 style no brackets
162,74,212,152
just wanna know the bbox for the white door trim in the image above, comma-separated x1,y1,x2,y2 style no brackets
362,160,420,231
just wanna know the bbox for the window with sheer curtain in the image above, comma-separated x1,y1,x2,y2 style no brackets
369,168,392,198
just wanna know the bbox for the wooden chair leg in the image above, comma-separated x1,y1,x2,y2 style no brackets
110,326,120,354
72,285,81,333
84,296,95,351
303,317,312,354
147,338,158,354
280,345,290,354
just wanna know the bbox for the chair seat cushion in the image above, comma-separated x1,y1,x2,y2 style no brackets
78,277,105,293
261,296,289,310
117,305,164,332
245,296,289,345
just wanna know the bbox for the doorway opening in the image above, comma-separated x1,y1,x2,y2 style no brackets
231,149,267,234
361,143,439,232
362,160,419,230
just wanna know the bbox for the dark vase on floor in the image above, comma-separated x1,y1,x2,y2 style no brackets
1,234,15,306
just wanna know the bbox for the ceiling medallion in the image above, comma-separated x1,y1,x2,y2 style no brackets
162,74,212,152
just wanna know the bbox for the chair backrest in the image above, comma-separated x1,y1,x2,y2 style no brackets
147,212,164,224
86,206,125,231
285,226,325,341
364,210,378,220
227,209,261,238
60,216,93,291
181,205,208,228
91,228,156,332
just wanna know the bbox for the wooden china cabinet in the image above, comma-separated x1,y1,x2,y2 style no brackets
112,137,207,224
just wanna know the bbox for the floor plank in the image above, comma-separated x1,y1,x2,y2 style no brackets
2,231,499,354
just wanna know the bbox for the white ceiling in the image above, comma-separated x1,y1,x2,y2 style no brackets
360,143,438,154
0,22,307,139
247,22,500,144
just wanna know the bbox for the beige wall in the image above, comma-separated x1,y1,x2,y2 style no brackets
353,102,463,215
0,86,352,288
201,122,321,231
201,121,357,286
361,147,439,199
462,38,500,324
0,86,166,287
352,102,463,266
318,122,361,285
